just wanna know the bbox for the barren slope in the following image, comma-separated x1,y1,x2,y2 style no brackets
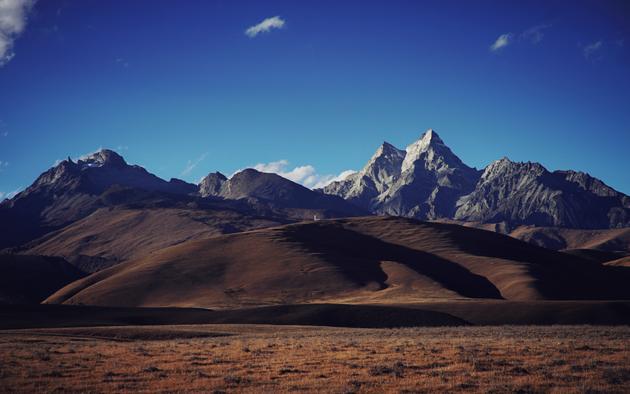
45,217,630,308
509,226,630,252
437,219,630,259
21,207,283,272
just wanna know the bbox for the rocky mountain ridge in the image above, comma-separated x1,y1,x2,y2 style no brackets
0,150,363,249
322,129,629,229
2,130,629,253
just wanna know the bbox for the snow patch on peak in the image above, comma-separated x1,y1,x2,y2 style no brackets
77,149,126,169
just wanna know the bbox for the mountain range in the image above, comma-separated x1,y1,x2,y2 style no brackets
322,129,630,229
0,149,364,250
1,130,629,254
2,130,630,306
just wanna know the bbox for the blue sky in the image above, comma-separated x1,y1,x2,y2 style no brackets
1,0,629,198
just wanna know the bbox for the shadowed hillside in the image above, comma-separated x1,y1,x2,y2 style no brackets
45,217,630,308
510,226,630,252
0,254,86,304
19,207,284,272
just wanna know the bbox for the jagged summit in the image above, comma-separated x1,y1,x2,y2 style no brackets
369,141,405,163
77,149,127,168
400,129,452,173
321,129,479,218
406,128,443,152
199,171,227,183
199,171,228,197
379,141,398,150
321,128,629,228
420,128,443,144
482,158,548,180
17,148,195,203
483,156,515,174
371,141,400,158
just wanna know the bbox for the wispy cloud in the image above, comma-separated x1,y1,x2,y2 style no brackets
0,0,37,66
0,186,22,201
583,41,603,59
249,160,356,189
520,24,551,44
0,160,8,171
115,57,129,68
490,25,552,54
245,16,285,38
490,33,512,52
180,152,208,177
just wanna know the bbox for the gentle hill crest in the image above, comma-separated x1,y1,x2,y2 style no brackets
45,216,630,308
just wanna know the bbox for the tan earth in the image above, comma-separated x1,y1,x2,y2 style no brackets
45,217,630,308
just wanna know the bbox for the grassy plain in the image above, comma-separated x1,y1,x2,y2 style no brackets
1,324,629,393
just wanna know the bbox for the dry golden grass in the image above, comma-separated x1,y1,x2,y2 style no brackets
1,324,629,393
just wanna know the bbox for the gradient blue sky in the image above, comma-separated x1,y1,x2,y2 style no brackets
1,0,629,198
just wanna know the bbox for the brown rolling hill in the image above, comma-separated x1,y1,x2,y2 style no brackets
45,217,630,308
437,219,630,261
19,206,283,272
509,226,630,252
605,256,630,267
561,248,628,264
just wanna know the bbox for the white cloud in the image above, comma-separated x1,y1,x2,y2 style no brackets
7,187,21,198
0,160,7,171
0,0,37,67
245,16,285,38
249,160,356,189
583,41,603,59
252,159,289,174
180,152,208,177
490,33,512,52
520,24,551,44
